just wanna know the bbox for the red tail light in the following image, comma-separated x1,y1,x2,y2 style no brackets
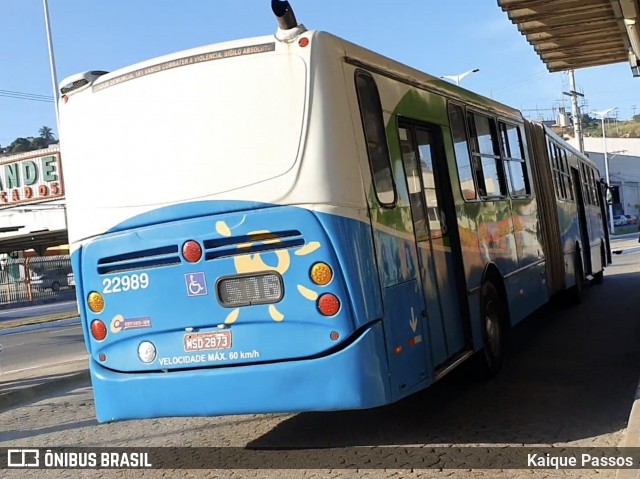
91,320,107,341
317,293,340,316
182,240,202,263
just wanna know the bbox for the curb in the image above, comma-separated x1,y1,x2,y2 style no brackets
613,246,640,255
0,312,80,332
0,316,80,335
0,368,90,413
616,380,640,479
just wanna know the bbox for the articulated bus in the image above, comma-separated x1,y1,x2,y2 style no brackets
58,2,608,422
527,124,609,301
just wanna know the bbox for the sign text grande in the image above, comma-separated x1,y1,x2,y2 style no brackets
0,153,63,207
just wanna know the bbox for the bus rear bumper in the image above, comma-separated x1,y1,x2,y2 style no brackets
90,322,391,422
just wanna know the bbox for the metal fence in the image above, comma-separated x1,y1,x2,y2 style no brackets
0,255,75,305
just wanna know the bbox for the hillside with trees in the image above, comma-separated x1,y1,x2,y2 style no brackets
0,126,58,155
580,114,640,138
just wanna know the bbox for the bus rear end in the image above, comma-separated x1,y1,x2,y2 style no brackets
59,33,390,422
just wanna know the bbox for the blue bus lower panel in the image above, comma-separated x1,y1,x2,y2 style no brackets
91,322,391,422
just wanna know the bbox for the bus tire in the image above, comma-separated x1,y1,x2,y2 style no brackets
478,281,507,377
593,244,605,285
593,270,603,285
571,248,584,304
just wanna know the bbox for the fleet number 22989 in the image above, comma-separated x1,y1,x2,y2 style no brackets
102,273,149,294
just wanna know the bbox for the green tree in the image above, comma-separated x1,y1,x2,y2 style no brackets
30,137,48,150
38,125,54,142
580,113,598,130
8,138,32,153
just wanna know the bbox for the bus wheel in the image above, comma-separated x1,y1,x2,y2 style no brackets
593,270,603,285
479,282,507,377
593,245,605,285
571,249,584,304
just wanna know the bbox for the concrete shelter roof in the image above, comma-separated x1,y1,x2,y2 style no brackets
498,0,640,76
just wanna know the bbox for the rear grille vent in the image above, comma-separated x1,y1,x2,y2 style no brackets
98,245,180,274
204,230,304,261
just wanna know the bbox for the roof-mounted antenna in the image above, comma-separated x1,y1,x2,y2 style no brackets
272,0,307,42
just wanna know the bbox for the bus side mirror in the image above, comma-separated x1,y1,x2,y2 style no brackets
606,188,613,205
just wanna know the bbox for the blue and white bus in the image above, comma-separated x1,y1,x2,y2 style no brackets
58,1,608,422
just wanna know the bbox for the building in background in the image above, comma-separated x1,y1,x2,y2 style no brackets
567,137,640,219
0,145,67,257
0,145,74,305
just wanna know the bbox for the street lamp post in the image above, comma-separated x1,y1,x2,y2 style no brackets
593,108,617,233
440,68,480,86
43,0,60,132
42,0,69,240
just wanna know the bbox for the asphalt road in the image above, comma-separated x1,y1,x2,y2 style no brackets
0,250,639,478
0,321,86,376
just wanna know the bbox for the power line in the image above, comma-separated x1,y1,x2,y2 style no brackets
0,89,52,99
0,89,54,103
490,70,549,95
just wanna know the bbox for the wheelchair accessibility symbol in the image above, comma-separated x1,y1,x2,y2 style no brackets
185,272,208,297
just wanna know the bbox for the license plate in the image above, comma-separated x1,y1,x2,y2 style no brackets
184,331,232,352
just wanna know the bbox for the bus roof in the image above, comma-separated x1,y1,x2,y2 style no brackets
328,32,523,123
61,29,523,125
541,122,599,169
60,33,279,96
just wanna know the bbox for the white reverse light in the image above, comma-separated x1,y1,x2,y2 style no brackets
138,341,157,364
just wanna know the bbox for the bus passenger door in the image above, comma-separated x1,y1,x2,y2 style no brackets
572,167,591,274
397,120,469,368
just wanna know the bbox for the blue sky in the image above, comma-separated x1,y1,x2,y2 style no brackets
1,0,638,145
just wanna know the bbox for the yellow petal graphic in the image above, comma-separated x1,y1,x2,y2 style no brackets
216,221,232,237
297,284,318,301
295,242,321,256
233,249,291,275
250,230,281,245
237,230,268,250
269,305,284,322
224,308,240,324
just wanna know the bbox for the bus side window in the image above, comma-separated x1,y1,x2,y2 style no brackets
468,112,506,199
550,143,566,200
589,168,599,206
551,144,573,202
580,163,592,204
499,121,530,198
466,114,487,197
448,103,477,200
562,151,574,201
398,126,428,239
354,70,396,207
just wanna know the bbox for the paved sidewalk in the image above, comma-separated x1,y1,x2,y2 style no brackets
617,381,640,479
608,238,640,478
612,238,640,253
611,230,640,246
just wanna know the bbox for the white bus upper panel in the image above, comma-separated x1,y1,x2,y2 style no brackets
59,36,308,237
